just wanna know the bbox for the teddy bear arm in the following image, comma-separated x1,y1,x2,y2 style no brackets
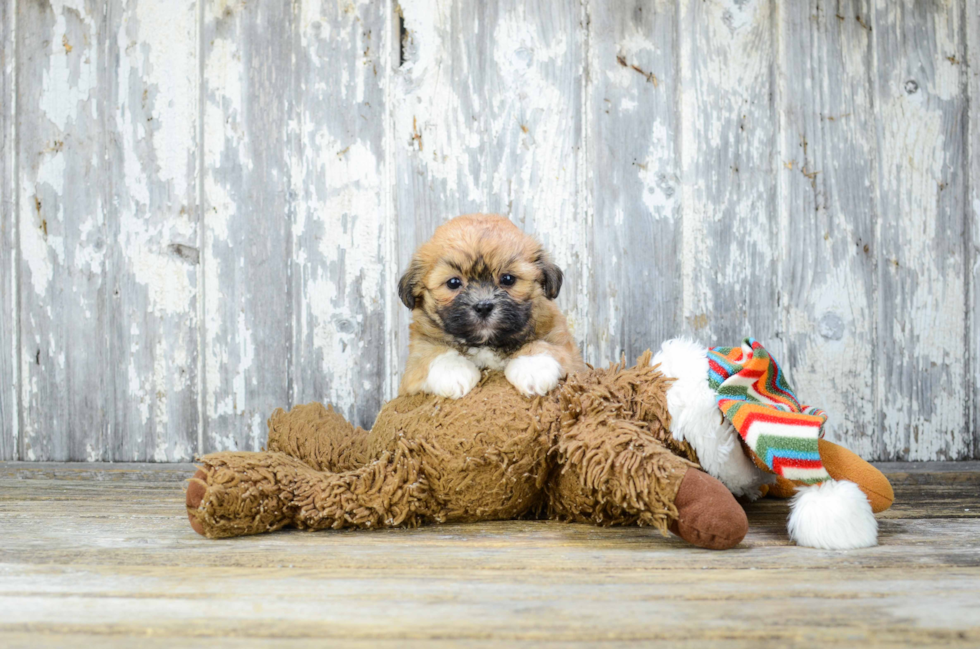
266,402,375,472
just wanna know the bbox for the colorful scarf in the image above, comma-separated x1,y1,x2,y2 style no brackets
707,339,830,485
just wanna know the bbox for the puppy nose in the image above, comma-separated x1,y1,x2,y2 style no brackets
473,301,495,318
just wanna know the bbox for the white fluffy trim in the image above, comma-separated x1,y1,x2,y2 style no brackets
787,479,878,550
652,338,771,499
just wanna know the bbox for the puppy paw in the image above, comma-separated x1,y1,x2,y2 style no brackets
505,354,565,397
423,351,481,399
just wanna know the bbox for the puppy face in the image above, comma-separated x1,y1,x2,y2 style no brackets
399,214,563,351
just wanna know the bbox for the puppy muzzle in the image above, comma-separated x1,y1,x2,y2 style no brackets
439,284,531,350
473,301,495,319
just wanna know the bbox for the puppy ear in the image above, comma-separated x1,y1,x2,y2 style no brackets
398,259,423,309
537,255,563,300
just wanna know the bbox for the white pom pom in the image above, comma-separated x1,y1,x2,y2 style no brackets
788,479,878,550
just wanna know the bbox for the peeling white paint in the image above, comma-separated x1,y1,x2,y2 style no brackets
784,267,876,458
129,243,196,316
38,2,99,132
128,0,197,196
98,0,202,461
395,0,480,203
128,356,150,426
679,0,776,344
203,36,247,176
20,149,69,297
872,0,970,459
305,274,355,408
971,0,980,457
19,201,54,299
639,123,677,221
7,0,977,462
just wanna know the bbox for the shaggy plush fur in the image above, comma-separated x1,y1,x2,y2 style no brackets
651,338,771,498
188,354,716,540
787,479,878,550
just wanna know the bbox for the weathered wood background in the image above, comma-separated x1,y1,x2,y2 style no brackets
1,0,978,462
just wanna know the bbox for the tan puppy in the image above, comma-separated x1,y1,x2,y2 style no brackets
398,214,585,399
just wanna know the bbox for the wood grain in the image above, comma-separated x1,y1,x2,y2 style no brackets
201,0,293,453
0,565,978,645
873,0,970,460
0,0,15,461
969,0,980,459
588,0,682,365
775,1,879,458
17,0,109,461
677,0,778,346
0,461,196,482
289,0,390,429
392,0,588,376
104,0,200,461
0,462,978,647
878,466,980,519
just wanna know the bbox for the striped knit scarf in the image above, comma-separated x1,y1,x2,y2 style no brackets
707,339,830,485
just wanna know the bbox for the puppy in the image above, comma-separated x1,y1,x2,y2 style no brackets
398,214,585,399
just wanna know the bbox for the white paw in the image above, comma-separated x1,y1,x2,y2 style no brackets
505,354,565,397
423,351,481,399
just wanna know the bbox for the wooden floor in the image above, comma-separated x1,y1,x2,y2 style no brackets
1,463,978,648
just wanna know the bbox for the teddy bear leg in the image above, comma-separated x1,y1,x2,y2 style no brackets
549,418,747,550
817,438,894,513
668,467,748,550
187,447,433,538
265,402,374,472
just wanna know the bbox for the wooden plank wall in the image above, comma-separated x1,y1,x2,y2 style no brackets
777,0,879,459
0,0,977,462
0,0,15,460
971,0,980,463
17,0,108,461
106,0,201,462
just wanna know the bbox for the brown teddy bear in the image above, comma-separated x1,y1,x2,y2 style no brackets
186,353,752,550
186,345,894,550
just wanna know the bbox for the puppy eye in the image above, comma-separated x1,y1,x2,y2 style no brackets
500,274,516,287
446,277,463,290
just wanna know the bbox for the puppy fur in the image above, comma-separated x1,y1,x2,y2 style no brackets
398,214,585,399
